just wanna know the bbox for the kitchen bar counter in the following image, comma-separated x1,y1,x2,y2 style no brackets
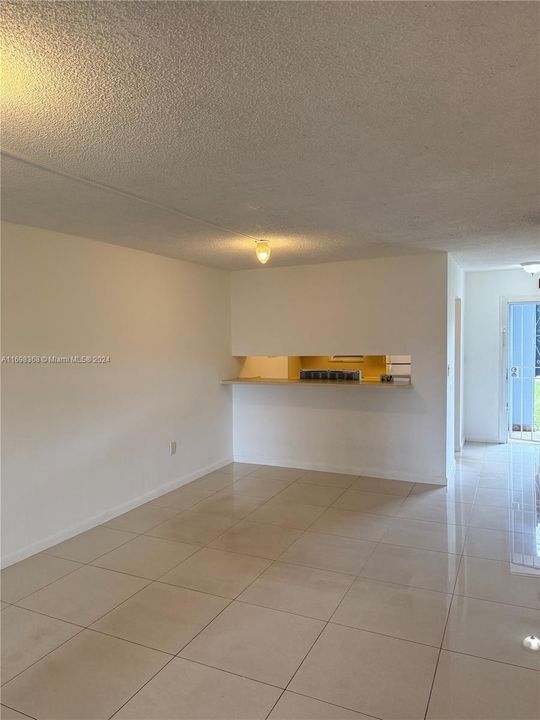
221,377,412,388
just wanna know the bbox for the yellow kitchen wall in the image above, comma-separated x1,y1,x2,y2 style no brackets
288,356,302,379
236,355,387,380
298,355,387,379
237,356,289,378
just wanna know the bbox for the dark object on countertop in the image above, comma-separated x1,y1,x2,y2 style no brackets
301,369,360,381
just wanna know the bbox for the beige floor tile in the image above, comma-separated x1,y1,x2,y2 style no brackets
92,535,199,579
191,491,265,519
1,554,81,603
113,656,280,719
474,487,513,508
452,476,481,492
406,482,444,495
0,706,34,719
359,543,460,593
332,577,451,646
1,606,81,683
268,692,372,719
445,485,479,503
352,476,413,496
454,462,482,474
18,565,149,625
481,460,512,472
309,508,391,541
468,504,536,533
104,504,180,533
459,440,487,453
477,474,510,489
209,521,302,559
273,483,346,507
239,562,353,620
6,444,536,720
160,548,270,598
396,497,473,525
219,462,261,478
147,510,237,544
455,556,540,610
290,623,438,719
426,650,540,720
188,471,235,494
279,532,375,575
180,601,324,687
453,472,481,484
246,500,325,530
333,489,404,516
463,527,537,562
380,517,467,553
410,482,477,503
231,476,292,500
91,582,228,654
46,526,136,563
247,467,306,482
443,595,540,670
1,629,168,720
299,471,357,489
146,487,210,510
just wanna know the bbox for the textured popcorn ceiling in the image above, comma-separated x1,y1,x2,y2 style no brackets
1,1,539,270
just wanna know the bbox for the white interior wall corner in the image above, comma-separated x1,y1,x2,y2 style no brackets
446,255,465,477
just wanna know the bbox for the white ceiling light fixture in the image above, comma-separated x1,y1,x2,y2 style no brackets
255,239,271,265
522,634,540,651
520,262,540,275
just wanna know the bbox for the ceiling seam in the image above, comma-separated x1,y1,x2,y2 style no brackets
0,148,261,242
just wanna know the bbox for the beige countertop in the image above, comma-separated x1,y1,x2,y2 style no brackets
221,377,412,388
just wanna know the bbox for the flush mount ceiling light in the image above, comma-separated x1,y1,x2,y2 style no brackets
520,262,540,275
523,634,540,651
255,239,271,265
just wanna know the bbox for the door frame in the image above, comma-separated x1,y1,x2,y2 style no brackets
454,297,463,452
499,296,539,443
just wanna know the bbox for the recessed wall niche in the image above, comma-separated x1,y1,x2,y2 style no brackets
233,355,411,384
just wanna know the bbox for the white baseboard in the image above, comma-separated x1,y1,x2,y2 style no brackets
464,436,502,444
234,454,447,486
1,456,233,569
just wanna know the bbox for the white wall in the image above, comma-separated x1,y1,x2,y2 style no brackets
1,223,234,566
464,269,539,443
231,254,449,484
447,256,465,476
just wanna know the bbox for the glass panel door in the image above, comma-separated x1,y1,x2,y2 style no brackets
508,302,540,442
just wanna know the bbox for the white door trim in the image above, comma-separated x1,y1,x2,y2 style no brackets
454,297,463,452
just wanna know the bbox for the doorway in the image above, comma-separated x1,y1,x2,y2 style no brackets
507,301,540,442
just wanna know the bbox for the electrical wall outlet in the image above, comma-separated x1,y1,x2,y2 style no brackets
170,441,177,455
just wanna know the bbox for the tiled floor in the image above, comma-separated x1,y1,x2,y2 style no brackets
1,443,540,719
